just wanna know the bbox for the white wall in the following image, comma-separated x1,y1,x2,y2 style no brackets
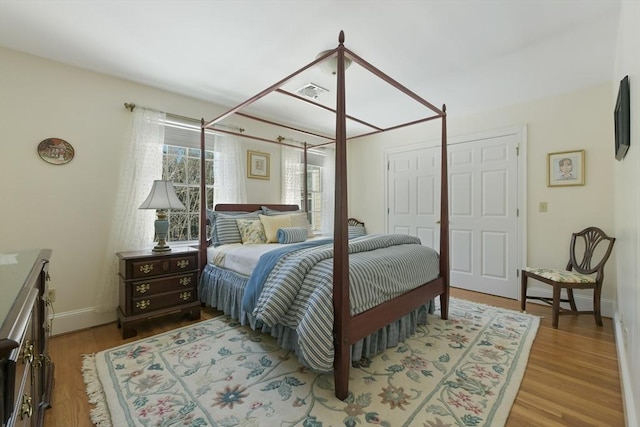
0,47,285,333
613,1,639,425
349,82,617,312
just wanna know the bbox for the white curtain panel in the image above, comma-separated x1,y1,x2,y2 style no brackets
213,135,247,204
95,108,166,312
321,147,335,235
281,145,303,205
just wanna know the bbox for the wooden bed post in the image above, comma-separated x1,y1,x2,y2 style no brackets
439,105,449,319
199,119,208,270
303,142,309,212
333,30,350,401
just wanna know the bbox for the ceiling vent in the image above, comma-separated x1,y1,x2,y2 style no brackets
295,83,329,99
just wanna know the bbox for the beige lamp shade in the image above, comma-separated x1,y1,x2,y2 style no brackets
139,180,185,210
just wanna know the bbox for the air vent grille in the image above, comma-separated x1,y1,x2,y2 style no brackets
295,83,329,99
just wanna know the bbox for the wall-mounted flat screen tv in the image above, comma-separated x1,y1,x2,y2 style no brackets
614,75,630,161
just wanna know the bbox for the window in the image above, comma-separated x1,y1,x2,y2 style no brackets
304,165,323,230
160,118,217,243
162,145,214,242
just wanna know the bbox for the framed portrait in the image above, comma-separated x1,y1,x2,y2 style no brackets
247,150,270,180
547,150,585,187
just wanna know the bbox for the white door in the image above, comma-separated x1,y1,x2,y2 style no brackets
387,147,440,250
387,129,522,299
448,134,519,298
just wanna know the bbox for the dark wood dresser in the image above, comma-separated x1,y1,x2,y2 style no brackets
0,249,54,427
116,247,201,339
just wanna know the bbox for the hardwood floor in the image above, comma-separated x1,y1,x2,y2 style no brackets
43,288,625,426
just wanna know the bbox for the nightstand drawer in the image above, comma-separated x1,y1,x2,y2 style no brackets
131,272,197,297
127,252,197,279
131,289,196,315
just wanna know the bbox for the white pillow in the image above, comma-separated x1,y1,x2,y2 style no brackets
288,212,314,237
259,214,293,243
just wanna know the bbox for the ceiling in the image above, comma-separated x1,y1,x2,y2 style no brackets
0,1,622,138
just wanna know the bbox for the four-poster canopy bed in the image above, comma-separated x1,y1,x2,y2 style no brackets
198,31,449,400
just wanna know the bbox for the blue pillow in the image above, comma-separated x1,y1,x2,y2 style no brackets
212,211,261,246
277,227,308,244
348,225,366,239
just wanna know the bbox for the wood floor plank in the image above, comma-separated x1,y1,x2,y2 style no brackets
42,289,625,426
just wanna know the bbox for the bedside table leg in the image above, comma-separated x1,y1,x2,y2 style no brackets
122,323,137,339
189,307,201,321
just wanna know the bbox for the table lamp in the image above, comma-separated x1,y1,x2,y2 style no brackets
139,180,185,252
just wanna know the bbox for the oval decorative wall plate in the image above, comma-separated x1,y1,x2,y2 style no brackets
37,138,74,165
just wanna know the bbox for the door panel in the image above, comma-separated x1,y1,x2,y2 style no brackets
388,148,440,250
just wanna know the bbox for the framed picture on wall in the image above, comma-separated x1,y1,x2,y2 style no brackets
247,150,270,180
547,149,585,187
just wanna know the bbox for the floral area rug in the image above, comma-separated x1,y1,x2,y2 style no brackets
82,298,539,427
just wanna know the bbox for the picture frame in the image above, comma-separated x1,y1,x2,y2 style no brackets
547,150,585,187
247,150,270,180
37,137,75,165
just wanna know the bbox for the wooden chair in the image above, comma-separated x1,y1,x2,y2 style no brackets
521,227,615,328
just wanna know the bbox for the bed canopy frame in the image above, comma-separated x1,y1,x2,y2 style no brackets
199,31,449,400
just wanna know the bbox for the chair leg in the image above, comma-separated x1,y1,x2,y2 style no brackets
567,288,578,312
520,272,528,312
552,286,561,328
593,285,603,327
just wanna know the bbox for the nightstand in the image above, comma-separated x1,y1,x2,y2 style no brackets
116,246,201,339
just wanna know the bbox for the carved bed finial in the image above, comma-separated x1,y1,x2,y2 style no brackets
339,30,345,44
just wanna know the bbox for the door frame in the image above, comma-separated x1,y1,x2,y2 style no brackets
384,125,528,300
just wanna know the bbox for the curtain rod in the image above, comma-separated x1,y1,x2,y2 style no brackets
123,102,244,133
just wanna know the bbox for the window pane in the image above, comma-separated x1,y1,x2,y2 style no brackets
163,143,215,242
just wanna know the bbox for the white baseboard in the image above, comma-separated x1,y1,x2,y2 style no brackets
49,306,116,336
614,312,638,427
524,285,614,318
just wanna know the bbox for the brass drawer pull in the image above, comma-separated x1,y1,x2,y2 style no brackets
136,300,151,310
22,341,34,365
179,292,192,301
20,394,33,419
34,354,43,369
136,283,151,294
139,264,154,274
176,260,190,269
179,277,191,286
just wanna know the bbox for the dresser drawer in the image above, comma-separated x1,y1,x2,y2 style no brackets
125,253,197,279
131,289,196,315
131,272,197,297
5,294,36,427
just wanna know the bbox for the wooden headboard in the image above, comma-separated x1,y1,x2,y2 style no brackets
215,204,300,212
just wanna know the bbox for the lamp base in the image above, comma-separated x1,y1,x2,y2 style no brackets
152,214,172,253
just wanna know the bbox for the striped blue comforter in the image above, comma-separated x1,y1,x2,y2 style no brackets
250,233,440,372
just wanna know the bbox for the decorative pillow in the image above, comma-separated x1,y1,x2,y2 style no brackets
259,214,292,243
277,227,308,244
212,211,260,246
206,208,215,240
348,225,366,239
261,206,302,216
289,212,315,237
236,219,267,244
262,207,314,237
